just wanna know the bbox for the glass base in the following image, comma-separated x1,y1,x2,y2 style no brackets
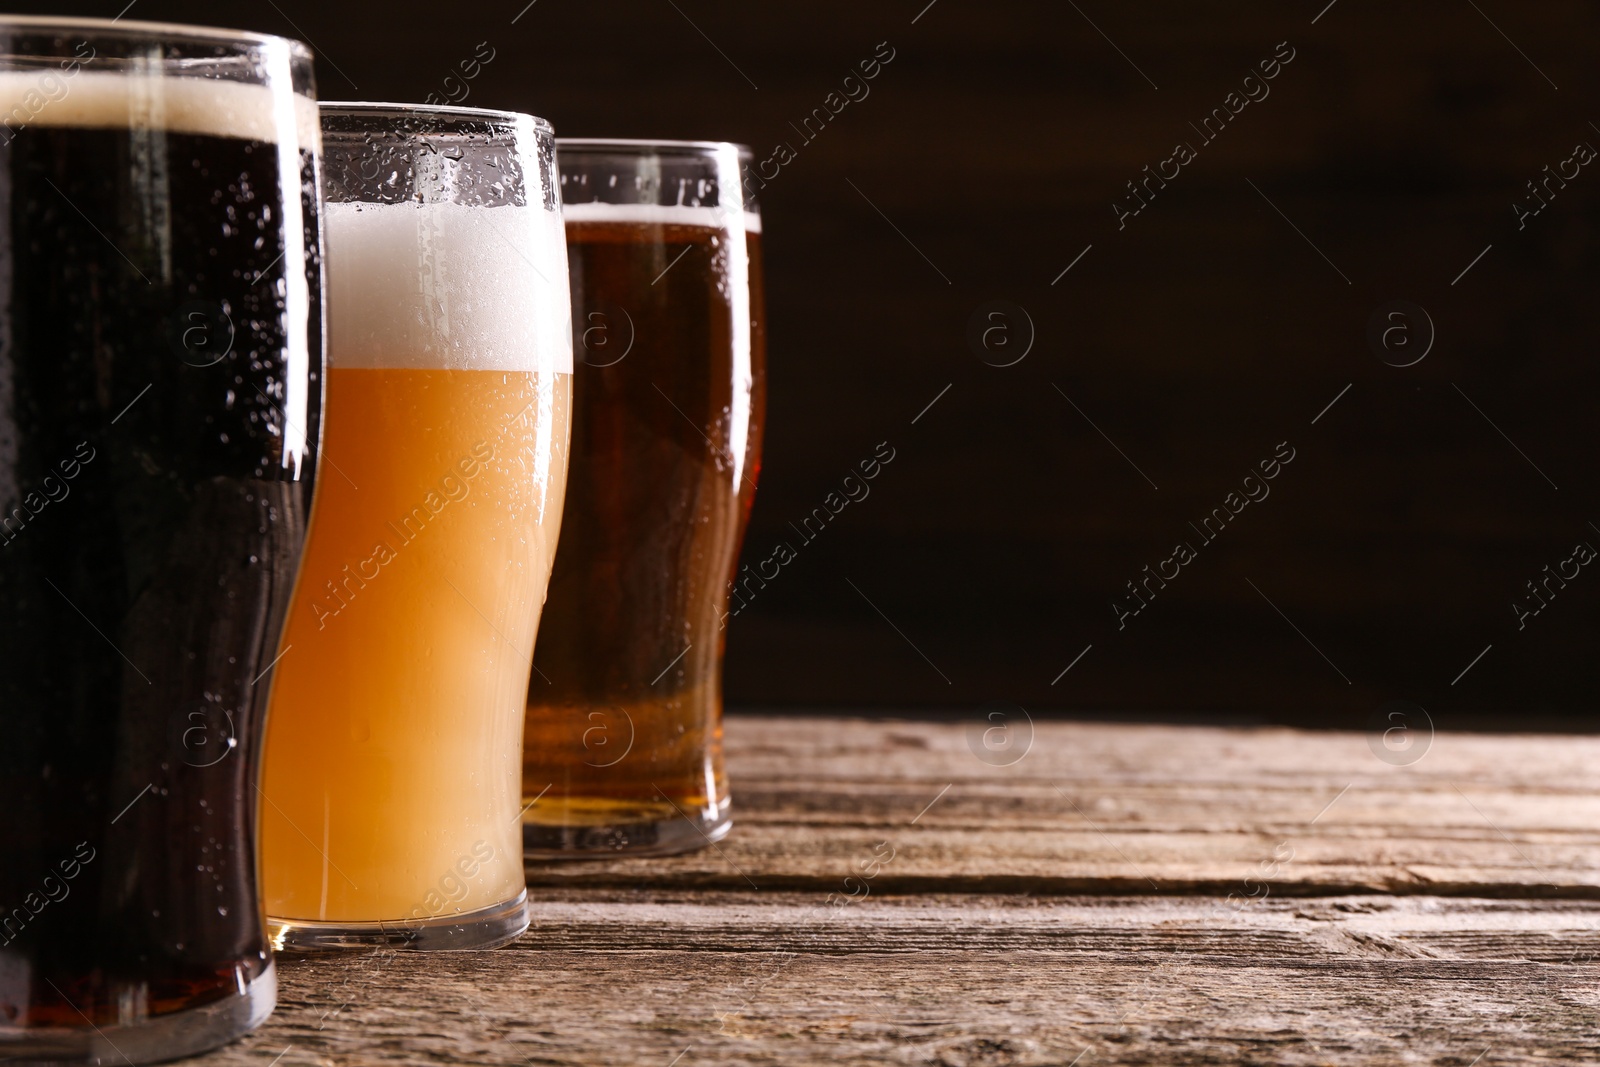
0,961,275,1066
267,889,529,952
523,796,731,858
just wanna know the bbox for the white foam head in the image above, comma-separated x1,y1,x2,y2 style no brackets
560,201,761,234
0,69,319,144
325,200,573,374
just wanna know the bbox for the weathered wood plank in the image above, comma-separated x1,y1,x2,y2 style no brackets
198,895,1600,1066
721,716,1600,786
519,717,1600,896
180,719,1600,1063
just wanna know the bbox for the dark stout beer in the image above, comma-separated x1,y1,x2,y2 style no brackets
524,167,765,855
0,60,320,1052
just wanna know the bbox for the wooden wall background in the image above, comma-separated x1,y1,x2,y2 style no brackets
26,0,1600,727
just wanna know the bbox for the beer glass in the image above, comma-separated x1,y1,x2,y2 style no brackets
260,104,571,949
523,140,765,856
0,16,321,1062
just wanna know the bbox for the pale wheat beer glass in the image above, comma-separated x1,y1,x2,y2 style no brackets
522,141,765,857
260,104,571,950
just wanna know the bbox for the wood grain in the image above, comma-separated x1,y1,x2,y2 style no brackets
185,717,1600,1065
522,716,1600,897
201,894,1600,1066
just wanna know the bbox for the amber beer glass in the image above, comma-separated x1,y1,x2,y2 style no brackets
0,17,322,1062
260,105,571,948
523,140,765,856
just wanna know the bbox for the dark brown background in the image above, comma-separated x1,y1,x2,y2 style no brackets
23,0,1600,728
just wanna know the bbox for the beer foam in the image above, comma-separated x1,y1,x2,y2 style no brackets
561,201,762,234
325,200,573,374
0,70,319,146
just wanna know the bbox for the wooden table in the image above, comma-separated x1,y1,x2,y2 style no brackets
202,716,1600,1065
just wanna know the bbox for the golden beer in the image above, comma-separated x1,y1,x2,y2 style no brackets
262,367,568,922
261,106,571,949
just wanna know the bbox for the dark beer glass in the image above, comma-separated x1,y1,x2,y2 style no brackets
523,140,765,856
0,17,322,1062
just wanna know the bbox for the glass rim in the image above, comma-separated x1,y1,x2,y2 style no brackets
320,100,553,136
557,137,753,160
0,14,312,58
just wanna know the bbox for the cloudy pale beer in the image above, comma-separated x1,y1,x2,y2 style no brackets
0,20,320,1061
523,141,765,856
261,107,570,949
